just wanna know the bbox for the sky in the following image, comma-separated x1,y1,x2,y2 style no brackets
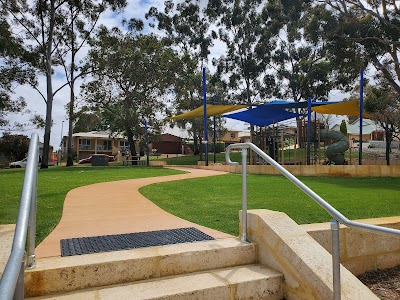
2,0,352,148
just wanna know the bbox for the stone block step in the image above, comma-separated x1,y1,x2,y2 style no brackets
28,264,284,300
25,238,256,297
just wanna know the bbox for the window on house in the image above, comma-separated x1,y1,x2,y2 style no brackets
120,140,129,148
80,139,91,146
79,139,91,149
104,140,112,150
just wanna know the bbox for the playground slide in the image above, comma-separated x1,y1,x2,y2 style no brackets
320,130,349,165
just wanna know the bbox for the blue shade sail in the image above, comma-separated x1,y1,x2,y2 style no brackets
224,107,304,127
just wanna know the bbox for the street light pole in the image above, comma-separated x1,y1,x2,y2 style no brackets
229,123,241,142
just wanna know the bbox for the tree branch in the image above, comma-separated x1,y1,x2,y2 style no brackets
33,86,47,103
0,0,43,47
372,56,400,94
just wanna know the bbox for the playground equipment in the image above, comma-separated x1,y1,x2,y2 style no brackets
320,130,349,165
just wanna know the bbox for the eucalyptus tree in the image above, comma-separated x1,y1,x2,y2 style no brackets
262,0,339,101
146,0,214,155
0,0,63,167
260,0,362,146
206,0,273,105
81,25,179,164
54,0,126,166
206,0,274,157
364,84,400,165
0,12,36,127
322,0,400,95
0,0,85,167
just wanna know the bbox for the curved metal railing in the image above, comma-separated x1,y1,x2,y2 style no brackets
0,133,39,300
226,142,400,300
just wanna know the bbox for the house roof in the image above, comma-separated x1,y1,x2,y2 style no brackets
71,131,126,139
347,119,383,135
157,133,182,142
331,119,383,135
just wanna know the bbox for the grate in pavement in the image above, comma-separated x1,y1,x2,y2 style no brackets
60,227,215,257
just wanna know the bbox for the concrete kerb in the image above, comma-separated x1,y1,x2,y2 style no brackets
197,163,400,177
244,209,378,300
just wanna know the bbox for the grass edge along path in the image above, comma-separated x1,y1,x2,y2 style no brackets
0,166,186,245
140,174,400,237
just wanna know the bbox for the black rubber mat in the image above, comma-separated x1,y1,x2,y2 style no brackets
60,227,215,257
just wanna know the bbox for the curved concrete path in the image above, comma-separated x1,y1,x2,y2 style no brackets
36,167,233,258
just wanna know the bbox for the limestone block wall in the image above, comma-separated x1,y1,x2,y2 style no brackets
245,209,378,300
149,161,167,167
198,164,400,177
302,217,400,275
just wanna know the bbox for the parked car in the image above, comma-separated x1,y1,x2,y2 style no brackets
78,155,115,164
10,158,28,168
10,158,56,168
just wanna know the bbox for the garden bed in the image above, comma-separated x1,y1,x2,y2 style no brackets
358,265,400,300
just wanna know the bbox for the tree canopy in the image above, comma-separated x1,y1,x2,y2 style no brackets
321,0,400,95
0,15,36,127
81,25,179,162
0,133,29,161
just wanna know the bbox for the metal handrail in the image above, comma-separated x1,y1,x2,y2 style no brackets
0,133,39,300
226,142,400,300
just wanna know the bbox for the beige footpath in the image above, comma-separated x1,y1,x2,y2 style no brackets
36,167,233,258
0,224,15,276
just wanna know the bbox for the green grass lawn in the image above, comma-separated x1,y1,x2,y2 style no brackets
153,152,242,165
0,166,185,244
140,174,400,236
153,148,367,166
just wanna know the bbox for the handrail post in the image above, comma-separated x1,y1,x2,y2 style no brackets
241,148,248,242
225,142,400,300
26,168,37,269
331,219,341,300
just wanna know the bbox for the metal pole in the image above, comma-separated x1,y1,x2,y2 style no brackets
0,134,39,300
13,260,25,300
241,148,248,242
26,170,37,269
307,97,312,165
359,69,364,165
225,142,400,236
331,219,341,300
213,95,217,164
202,67,208,166
145,119,149,167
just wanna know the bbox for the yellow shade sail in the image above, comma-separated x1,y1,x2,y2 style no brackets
311,101,374,118
165,104,247,120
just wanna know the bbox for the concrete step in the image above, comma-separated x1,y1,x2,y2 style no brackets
25,238,257,297
28,264,284,300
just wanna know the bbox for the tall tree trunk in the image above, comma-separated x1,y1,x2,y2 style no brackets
41,0,55,169
386,129,391,166
66,78,75,166
67,9,75,167
198,135,203,161
193,126,199,154
126,126,137,165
